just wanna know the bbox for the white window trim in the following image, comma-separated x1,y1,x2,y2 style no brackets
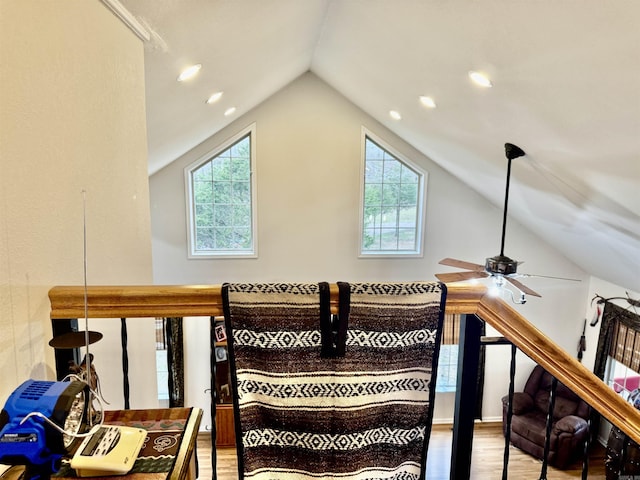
184,123,258,259
358,127,427,258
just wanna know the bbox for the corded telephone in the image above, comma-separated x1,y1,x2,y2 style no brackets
70,425,146,477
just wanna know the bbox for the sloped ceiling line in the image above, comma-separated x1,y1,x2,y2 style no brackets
118,0,640,291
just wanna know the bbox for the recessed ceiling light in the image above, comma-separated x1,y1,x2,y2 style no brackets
177,64,202,82
389,110,402,120
224,107,237,116
419,96,436,108
206,91,224,104
469,71,492,88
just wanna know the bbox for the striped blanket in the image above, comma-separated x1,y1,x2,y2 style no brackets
221,282,446,480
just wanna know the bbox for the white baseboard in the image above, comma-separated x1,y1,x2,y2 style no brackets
478,416,502,423
432,416,502,425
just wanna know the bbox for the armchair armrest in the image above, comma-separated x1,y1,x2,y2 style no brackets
553,414,588,435
502,392,534,415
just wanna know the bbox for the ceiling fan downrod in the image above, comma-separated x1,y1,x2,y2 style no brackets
484,143,526,276
498,143,525,258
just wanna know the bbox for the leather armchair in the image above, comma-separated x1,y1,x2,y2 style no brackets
501,365,590,469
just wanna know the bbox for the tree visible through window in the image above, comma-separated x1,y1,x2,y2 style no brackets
186,127,256,257
360,133,426,256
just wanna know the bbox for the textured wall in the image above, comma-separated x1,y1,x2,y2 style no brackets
0,1,154,407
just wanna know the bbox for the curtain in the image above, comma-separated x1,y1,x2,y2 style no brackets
610,317,640,373
165,317,185,408
442,313,460,344
593,300,640,380
592,299,640,442
441,313,485,419
476,320,486,420
155,317,166,349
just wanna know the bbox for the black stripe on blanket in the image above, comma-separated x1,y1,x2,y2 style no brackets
222,281,446,480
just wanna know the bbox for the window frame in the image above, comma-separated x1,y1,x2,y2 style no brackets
358,128,427,258
184,124,258,259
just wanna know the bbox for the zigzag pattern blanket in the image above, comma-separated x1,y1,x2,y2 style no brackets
221,282,446,480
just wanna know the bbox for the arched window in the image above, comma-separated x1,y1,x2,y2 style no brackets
185,125,257,257
360,130,427,257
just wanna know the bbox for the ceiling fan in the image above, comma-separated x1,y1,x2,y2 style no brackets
435,143,579,304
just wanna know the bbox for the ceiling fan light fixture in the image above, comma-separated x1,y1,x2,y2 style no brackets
177,64,202,82
488,276,527,304
469,71,492,88
489,284,502,298
488,275,505,297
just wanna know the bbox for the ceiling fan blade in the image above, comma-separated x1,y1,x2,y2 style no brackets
505,276,542,298
436,271,489,283
439,258,485,271
517,273,581,282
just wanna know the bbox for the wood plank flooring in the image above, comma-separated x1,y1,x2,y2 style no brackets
195,422,607,479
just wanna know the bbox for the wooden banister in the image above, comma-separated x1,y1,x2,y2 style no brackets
48,283,485,318
48,283,640,444
477,293,640,445
49,285,225,318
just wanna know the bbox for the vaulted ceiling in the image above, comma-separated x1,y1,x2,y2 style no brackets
117,0,639,291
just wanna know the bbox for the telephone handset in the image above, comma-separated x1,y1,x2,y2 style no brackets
70,425,146,477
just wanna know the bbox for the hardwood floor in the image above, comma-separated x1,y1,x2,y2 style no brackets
195,422,607,479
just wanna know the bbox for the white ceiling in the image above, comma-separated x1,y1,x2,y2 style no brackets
117,0,639,291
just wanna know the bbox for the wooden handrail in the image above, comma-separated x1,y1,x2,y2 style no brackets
48,283,485,318
48,283,640,444
477,294,640,445
49,285,225,318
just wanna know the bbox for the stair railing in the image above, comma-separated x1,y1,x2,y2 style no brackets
49,283,640,479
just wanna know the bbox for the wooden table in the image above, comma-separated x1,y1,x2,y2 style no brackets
88,408,203,480
1,408,202,480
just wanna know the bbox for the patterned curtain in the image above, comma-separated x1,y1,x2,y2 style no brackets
593,300,640,379
442,313,459,344
592,299,640,442
165,317,185,408
609,314,640,373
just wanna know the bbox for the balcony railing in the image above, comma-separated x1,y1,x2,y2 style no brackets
49,283,640,478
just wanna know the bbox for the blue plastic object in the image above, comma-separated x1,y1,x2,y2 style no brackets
0,379,85,477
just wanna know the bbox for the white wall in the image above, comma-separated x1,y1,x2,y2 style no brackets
150,72,590,424
0,1,154,408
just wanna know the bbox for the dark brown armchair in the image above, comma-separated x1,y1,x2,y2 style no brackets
501,365,590,469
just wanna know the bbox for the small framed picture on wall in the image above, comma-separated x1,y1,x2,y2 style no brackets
215,346,228,362
215,323,227,342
